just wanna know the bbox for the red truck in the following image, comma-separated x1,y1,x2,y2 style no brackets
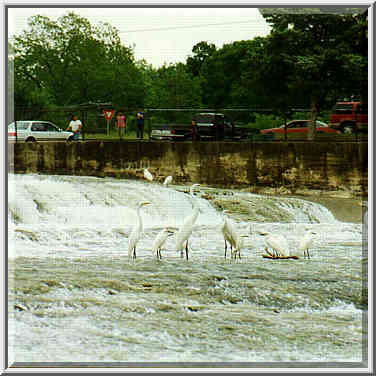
329,101,368,134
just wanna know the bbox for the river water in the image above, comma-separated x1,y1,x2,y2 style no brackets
8,174,367,365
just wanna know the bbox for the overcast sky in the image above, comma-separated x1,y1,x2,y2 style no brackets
7,6,271,67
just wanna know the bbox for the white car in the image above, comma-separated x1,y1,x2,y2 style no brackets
8,121,76,142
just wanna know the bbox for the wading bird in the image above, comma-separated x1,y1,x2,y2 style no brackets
163,176,173,186
298,230,317,259
231,228,244,259
221,212,234,259
144,168,154,182
175,184,200,260
152,227,176,260
221,211,242,259
128,201,151,259
260,232,290,258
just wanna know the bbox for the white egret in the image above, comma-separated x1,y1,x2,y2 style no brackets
259,232,289,257
298,230,317,259
221,211,242,259
231,227,244,259
144,168,154,182
221,214,234,259
163,176,173,186
128,201,151,259
152,227,176,260
175,184,200,260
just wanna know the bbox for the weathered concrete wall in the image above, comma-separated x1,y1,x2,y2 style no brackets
8,141,368,195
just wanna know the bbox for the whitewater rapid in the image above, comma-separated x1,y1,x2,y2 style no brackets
8,174,366,364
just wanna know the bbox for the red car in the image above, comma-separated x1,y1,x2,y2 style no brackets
260,120,339,137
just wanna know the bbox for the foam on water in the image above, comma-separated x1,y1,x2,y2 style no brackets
8,173,362,260
8,174,367,364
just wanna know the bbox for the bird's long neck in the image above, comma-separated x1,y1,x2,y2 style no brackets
190,191,199,223
221,214,227,230
137,205,143,231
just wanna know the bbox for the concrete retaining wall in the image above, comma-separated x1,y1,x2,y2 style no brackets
8,141,368,195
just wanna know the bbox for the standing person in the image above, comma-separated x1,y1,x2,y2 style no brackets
115,112,127,139
191,118,198,141
136,108,145,139
215,114,225,141
66,114,82,141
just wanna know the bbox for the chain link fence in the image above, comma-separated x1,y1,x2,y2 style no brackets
10,105,367,142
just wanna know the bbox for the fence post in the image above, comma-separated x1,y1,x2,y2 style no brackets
146,111,151,139
148,116,152,139
15,118,18,143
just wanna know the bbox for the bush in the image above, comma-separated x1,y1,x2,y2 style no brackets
251,113,284,130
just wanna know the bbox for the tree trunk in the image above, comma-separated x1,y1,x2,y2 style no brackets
308,100,319,141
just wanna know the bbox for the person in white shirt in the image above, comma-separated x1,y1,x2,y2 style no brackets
66,115,82,140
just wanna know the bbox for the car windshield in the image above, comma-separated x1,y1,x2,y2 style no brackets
196,115,215,124
334,104,353,114
8,122,29,130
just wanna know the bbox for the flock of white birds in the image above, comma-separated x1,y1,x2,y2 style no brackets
128,168,317,261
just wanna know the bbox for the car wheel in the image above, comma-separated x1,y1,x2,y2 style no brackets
67,136,74,142
25,137,36,142
341,123,355,134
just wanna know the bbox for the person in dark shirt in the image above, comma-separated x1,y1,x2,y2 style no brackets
136,108,145,139
191,118,198,141
214,114,224,141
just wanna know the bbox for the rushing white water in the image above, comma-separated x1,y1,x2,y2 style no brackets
8,173,360,260
8,174,366,364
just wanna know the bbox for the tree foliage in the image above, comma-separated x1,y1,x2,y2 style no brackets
186,41,216,77
258,8,368,138
10,9,367,136
13,12,144,108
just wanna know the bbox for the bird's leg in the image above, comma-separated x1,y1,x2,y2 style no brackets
238,250,241,260
307,249,310,259
133,246,137,259
185,241,189,260
224,240,227,259
265,248,273,257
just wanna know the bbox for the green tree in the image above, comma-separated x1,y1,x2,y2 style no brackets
199,40,265,109
186,41,216,77
259,8,368,139
13,12,144,108
153,63,202,109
